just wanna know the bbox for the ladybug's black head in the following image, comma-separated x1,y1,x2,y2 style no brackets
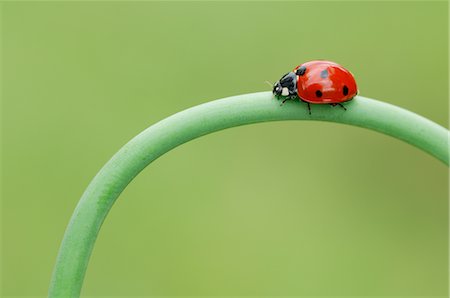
272,72,297,98
273,81,283,97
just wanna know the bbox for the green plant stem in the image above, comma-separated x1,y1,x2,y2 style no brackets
48,91,449,297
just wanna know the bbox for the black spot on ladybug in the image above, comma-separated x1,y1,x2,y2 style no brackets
343,85,349,96
296,66,306,76
315,90,322,98
320,69,329,78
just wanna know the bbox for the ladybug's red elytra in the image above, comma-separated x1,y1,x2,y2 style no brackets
273,60,358,114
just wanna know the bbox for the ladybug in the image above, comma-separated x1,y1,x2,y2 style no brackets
273,60,358,114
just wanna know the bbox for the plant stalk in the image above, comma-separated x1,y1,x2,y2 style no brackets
48,92,449,297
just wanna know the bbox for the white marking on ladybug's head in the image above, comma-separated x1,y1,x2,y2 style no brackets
281,87,289,96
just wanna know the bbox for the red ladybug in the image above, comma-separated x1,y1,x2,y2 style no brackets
273,60,358,114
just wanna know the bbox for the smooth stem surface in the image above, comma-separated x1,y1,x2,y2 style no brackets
48,91,449,297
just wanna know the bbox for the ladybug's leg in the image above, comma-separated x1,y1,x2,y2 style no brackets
337,103,347,111
280,94,298,106
307,102,311,115
280,97,291,106
330,103,347,111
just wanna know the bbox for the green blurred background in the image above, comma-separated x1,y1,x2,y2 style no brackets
1,1,448,297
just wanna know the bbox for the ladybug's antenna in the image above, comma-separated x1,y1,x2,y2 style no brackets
265,81,273,87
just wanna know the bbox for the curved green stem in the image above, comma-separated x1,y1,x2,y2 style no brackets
48,91,449,297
